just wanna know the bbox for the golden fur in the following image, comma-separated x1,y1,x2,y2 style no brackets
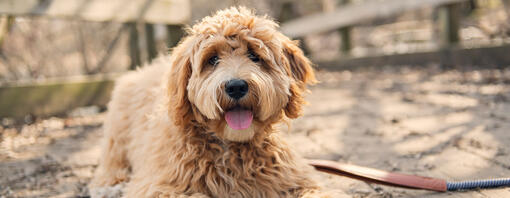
90,7,328,198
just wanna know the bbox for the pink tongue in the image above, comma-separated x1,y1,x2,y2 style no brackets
225,109,253,130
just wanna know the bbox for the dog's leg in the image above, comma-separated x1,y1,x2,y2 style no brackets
90,111,131,188
90,135,130,187
89,133,130,198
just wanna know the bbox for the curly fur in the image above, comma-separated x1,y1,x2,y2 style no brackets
90,7,328,198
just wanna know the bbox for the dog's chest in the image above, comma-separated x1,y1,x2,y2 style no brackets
187,146,302,197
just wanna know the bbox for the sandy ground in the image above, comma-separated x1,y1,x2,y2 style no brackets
1,66,510,198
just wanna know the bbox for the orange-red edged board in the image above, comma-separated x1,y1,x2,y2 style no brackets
309,159,447,192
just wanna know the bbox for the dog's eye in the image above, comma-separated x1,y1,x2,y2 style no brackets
248,51,260,62
208,55,219,66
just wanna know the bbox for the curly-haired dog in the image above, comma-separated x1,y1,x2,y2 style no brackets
90,7,329,198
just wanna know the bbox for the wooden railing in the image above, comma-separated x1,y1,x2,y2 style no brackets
0,0,189,69
0,0,190,24
0,74,117,119
281,0,466,39
281,0,510,69
0,0,190,119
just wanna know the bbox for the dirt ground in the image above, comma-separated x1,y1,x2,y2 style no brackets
1,66,510,198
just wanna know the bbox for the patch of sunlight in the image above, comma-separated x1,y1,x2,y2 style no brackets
424,147,492,179
378,125,409,141
479,84,507,95
424,93,479,108
285,115,349,159
419,125,498,179
392,125,465,155
305,88,355,115
442,111,474,124
17,189,52,198
456,125,500,159
417,81,445,93
400,112,473,133
291,115,350,134
380,101,422,116
65,143,101,167
419,81,478,94
399,116,438,133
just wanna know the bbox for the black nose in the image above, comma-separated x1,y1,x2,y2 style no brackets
225,79,248,100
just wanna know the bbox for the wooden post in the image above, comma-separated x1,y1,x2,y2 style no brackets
166,24,184,49
338,0,352,55
0,15,14,47
128,22,141,70
339,27,351,54
438,3,460,48
437,3,460,68
279,2,310,55
145,23,157,62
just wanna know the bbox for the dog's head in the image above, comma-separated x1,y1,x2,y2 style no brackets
166,7,316,142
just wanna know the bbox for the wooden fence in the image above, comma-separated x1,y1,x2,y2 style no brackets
281,0,510,68
0,74,117,118
0,0,189,69
0,0,189,119
1,0,509,119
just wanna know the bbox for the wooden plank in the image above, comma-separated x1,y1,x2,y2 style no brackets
0,16,14,46
339,27,352,54
166,24,184,48
128,22,141,70
438,4,460,48
278,1,311,55
145,23,157,62
316,44,510,70
0,75,117,119
0,0,190,24
338,0,352,55
281,0,468,38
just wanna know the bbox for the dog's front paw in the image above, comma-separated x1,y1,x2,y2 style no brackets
89,183,124,198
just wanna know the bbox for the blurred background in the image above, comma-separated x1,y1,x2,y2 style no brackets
1,0,509,82
1,0,510,197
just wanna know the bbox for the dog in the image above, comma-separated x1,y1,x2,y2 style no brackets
90,7,329,198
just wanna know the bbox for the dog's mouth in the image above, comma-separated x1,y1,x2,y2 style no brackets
224,106,253,130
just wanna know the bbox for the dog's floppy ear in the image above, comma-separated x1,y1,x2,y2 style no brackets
282,39,317,87
166,36,195,128
282,39,317,119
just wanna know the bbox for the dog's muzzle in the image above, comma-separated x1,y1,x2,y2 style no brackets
223,78,253,131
